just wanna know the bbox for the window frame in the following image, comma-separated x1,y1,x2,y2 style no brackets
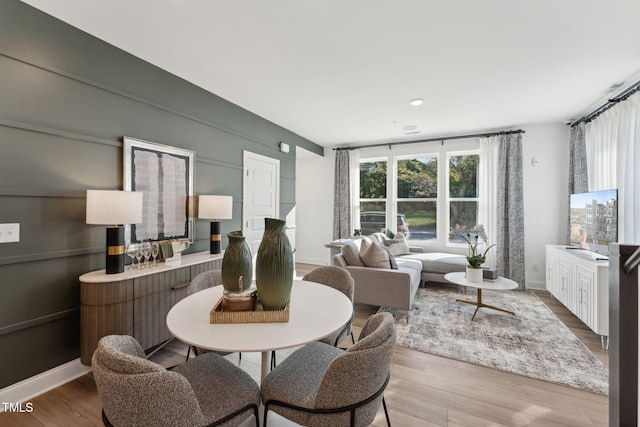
393,153,440,242
358,157,389,233
358,140,481,248
446,150,480,248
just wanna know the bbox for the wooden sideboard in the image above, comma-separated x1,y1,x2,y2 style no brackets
79,251,224,365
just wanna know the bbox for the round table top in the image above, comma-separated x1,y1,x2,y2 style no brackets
166,279,353,353
444,271,518,291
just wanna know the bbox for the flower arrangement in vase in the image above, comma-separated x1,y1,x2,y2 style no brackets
449,224,495,283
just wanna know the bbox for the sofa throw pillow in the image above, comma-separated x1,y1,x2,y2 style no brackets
340,242,365,267
359,238,371,256
370,233,387,246
384,247,399,269
360,240,391,269
384,235,412,256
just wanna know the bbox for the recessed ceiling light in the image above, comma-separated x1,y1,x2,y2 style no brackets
402,125,418,131
409,98,423,106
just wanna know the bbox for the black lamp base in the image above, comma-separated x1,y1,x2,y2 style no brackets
210,221,221,254
106,227,125,274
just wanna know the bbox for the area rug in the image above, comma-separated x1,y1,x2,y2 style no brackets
378,283,609,395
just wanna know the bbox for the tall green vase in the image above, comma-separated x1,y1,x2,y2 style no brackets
221,231,253,293
255,218,293,311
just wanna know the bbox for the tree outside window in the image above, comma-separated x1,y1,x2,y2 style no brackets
359,160,387,234
448,154,479,242
397,157,437,241
358,149,480,244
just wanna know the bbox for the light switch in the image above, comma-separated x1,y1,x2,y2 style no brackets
0,223,20,243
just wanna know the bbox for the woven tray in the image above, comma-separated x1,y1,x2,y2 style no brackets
210,297,290,324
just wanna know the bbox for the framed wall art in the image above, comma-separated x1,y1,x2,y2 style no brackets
123,136,195,247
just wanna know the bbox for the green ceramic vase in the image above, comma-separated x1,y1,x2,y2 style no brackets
255,218,293,310
221,231,253,293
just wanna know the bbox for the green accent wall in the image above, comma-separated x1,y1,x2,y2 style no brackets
0,0,323,389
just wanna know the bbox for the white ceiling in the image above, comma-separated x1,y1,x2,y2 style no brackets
20,0,640,148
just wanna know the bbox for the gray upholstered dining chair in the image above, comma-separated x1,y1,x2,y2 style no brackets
303,265,356,346
270,265,355,371
261,312,395,427
92,334,260,427
189,269,223,295
185,270,240,360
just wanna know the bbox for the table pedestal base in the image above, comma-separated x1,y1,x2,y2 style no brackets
456,288,515,321
261,351,270,382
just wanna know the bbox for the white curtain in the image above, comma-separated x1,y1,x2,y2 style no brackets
478,137,499,267
586,110,618,190
586,93,640,244
349,149,361,233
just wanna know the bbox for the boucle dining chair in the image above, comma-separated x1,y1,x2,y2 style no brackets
185,270,240,361
261,312,395,427
302,265,356,346
270,265,355,371
92,334,260,427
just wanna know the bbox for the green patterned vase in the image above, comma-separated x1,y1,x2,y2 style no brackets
221,231,253,293
255,218,293,310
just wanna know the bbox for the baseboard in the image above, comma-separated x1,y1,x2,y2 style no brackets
295,256,328,266
0,358,91,412
526,279,546,290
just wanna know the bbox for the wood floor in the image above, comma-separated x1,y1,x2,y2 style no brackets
0,263,609,426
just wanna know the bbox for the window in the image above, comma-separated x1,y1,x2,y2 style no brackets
447,153,479,242
358,143,481,246
396,157,438,241
359,160,387,235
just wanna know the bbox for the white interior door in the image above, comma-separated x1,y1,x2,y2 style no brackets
243,151,280,255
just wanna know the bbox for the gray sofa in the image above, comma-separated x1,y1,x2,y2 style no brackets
331,233,466,316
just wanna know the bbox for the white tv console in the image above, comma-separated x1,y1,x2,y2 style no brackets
545,245,609,349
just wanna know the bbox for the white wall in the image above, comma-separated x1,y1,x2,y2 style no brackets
522,123,570,288
295,123,571,290
295,149,335,265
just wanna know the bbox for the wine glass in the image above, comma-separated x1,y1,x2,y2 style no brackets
135,246,143,270
151,243,159,267
142,242,152,269
126,244,137,271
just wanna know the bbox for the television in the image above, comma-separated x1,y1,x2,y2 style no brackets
569,189,618,257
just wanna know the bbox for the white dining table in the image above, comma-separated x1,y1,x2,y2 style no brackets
166,279,353,381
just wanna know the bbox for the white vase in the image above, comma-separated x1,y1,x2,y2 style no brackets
465,266,483,283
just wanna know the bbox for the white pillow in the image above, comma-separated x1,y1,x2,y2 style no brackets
385,239,411,256
360,239,391,268
340,242,364,267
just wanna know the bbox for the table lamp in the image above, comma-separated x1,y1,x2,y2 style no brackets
199,195,233,254
86,190,143,274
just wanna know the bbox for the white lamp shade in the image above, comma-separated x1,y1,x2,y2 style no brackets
199,195,233,220
86,190,143,225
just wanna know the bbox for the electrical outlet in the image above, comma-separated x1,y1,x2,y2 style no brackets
0,223,20,243
531,262,539,272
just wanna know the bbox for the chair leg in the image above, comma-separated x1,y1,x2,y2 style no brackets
185,346,191,361
102,409,114,427
254,405,259,427
351,331,355,345
383,396,391,427
271,350,277,370
263,404,270,427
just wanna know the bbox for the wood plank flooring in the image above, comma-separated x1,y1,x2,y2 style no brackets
0,263,609,426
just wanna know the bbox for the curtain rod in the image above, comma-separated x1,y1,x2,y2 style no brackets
570,80,640,127
333,129,525,151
